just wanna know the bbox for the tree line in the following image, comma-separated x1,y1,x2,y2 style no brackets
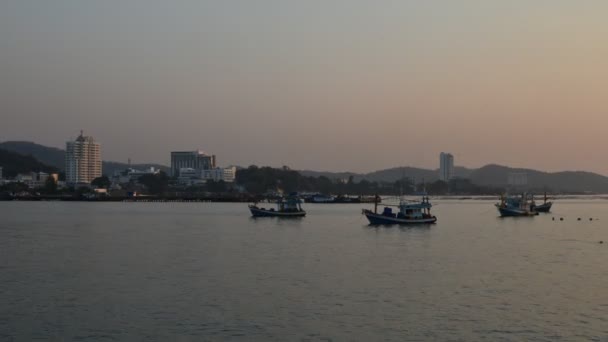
235,165,505,196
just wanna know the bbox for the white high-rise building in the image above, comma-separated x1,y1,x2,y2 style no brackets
66,131,102,184
439,152,454,182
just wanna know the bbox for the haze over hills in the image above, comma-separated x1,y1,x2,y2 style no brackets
302,165,608,193
301,166,473,183
3,140,608,193
0,141,169,176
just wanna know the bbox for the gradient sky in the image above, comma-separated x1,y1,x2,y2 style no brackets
1,1,608,173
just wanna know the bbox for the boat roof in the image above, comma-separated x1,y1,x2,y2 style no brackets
399,202,432,209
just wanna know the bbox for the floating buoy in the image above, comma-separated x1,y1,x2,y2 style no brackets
552,217,555,221
578,218,581,221
590,218,593,221
600,241,604,244
560,218,564,221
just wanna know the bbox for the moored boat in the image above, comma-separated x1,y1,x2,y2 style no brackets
249,195,306,217
531,193,553,213
496,193,539,217
362,195,437,225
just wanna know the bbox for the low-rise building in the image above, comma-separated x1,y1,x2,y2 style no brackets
113,167,160,184
201,167,237,183
13,172,58,189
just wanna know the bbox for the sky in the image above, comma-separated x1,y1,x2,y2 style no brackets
1,1,608,174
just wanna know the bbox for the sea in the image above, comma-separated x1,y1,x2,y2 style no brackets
1,200,608,341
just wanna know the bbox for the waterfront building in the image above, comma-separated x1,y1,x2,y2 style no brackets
170,151,216,177
112,167,160,184
66,132,102,184
177,167,205,185
201,166,237,183
439,152,454,182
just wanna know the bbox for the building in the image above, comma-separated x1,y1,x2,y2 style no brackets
112,167,160,184
201,166,237,183
170,150,216,177
177,168,205,186
66,131,102,184
0,166,2,179
14,172,59,188
439,152,454,182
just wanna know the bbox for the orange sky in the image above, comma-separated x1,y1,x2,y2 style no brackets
1,1,607,173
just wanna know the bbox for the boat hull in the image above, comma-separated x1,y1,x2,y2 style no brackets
363,210,437,225
496,205,538,217
249,206,306,217
532,202,552,213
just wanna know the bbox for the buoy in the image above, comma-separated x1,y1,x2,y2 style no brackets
560,218,564,221
600,241,604,244
590,218,593,221
578,218,581,221
552,217,555,221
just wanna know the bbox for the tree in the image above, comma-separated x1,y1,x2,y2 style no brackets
138,171,169,194
91,176,111,189
44,176,58,194
427,180,448,195
206,179,227,193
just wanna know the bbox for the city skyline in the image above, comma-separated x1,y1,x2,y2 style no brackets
2,1,608,174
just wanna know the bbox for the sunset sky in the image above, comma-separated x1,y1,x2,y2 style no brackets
1,1,607,173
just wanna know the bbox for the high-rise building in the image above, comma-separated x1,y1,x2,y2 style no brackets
66,131,102,184
170,151,216,177
439,152,454,182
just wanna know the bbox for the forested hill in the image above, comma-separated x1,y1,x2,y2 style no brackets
0,148,59,178
0,141,169,176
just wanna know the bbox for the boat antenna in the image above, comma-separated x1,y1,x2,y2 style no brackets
422,177,426,195
399,168,405,197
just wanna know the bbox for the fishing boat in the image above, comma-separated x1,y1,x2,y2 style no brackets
249,194,306,217
306,194,335,203
495,193,539,217
362,195,437,225
531,193,553,213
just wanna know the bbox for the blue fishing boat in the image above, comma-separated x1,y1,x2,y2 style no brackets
496,193,539,217
362,195,437,225
249,194,306,217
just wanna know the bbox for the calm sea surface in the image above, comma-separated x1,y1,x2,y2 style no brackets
1,200,608,341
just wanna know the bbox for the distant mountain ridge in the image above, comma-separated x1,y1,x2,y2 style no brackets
0,141,169,176
468,164,608,193
301,166,473,183
302,165,608,193
3,140,608,193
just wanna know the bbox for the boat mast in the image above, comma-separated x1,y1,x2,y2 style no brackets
374,194,379,214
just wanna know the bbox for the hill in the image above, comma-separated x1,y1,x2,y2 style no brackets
0,141,65,169
303,164,608,193
4,141,608,193
301,166,473,183
0,148,59,178
0,141,169,176
469,164,608,193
